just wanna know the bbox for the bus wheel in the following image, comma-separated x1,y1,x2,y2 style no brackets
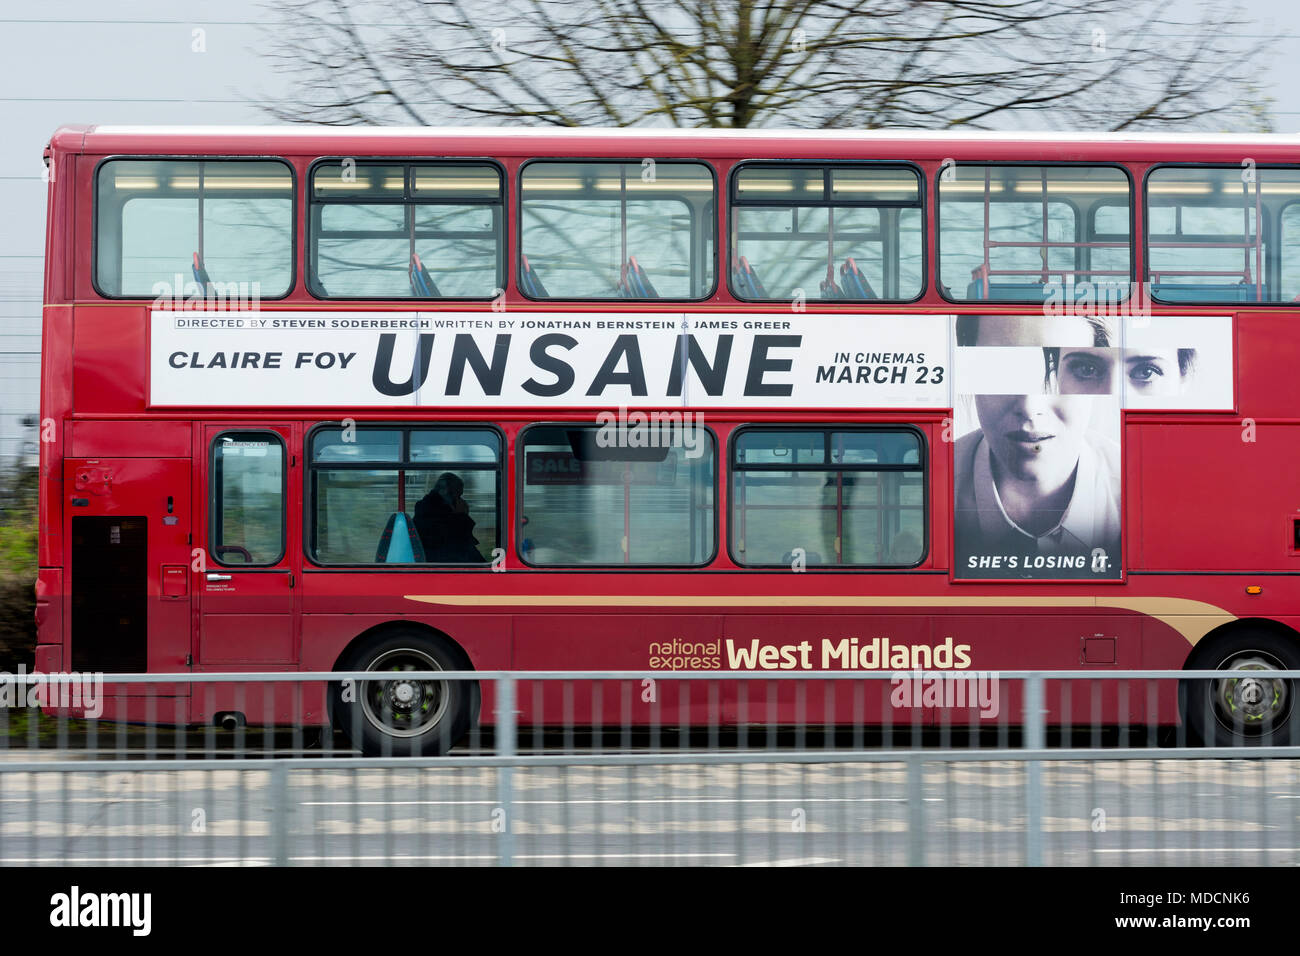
1182,630,1299,747
334,631,475,756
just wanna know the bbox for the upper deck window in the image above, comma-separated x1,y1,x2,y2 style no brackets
96,159,294,299
938,164,1132,304
730,164,923,302
519,161,716,300
1146,165,1300,304
309,161,504,299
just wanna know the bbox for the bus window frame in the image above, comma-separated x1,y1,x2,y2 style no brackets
514,420,720,569
1277,198,1300,300
303,421,506,569
305,156,508,302
726,159,928,305
209,428,289,568
726,423,929,571
92,154,298,301
934,160,1136,306
516,156,720,303
1142,161,1300,306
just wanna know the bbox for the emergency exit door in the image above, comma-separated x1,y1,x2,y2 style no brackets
64,457,192,688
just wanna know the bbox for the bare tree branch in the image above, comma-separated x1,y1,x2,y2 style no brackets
257,0,1273,131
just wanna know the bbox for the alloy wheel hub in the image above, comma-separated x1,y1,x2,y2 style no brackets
359,648,450,738
1215,655,1287,726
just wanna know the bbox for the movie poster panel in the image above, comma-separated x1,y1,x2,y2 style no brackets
951,313,1233,579
953,313,1123,580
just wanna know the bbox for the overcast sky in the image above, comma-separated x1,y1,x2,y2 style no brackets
0,0,1296,456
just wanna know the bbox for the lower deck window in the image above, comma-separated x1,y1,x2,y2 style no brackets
309,426,500,565
519,425,715,566
731,428,925,567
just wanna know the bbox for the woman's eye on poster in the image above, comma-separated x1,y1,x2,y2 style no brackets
1122,347,1198,402
1049,347,1118,395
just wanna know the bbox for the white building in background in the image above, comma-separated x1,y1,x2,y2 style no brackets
0,271,40,473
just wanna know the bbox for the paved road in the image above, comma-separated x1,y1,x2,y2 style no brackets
0,754,1296,866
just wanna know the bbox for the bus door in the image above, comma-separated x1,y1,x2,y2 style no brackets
63,456,192,702
195,424,300,722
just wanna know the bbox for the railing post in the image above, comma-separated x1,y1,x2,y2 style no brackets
907,754,924,866
496,676,516,867
1023,673,1045,867
270,761,290,867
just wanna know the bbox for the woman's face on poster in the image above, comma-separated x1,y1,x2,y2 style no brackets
974,393,1090,486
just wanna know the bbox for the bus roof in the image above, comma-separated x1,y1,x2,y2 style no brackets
47,124,1300,163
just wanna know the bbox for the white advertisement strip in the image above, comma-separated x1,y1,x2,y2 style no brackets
149,311,952,408
1121,315,1233,410
953,315,1233,410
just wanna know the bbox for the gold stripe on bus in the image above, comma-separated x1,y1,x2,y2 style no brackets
402,594,1236,646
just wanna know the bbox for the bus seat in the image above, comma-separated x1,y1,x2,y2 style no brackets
819,273,844,299
732,256,768,298
192,253,212,295
519,255,550,298
781,550,823,566
409,253,441,297
375,512,426,563
616,261,635,297
619,257,659,298
839,258,877,299
965,280,1053,301
1150,282,1263,303
966,279,1140,303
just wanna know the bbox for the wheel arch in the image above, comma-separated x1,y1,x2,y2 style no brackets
332,619,475,673
1186,617,1300,667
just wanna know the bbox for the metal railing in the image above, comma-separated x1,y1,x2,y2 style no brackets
0,669,1297,866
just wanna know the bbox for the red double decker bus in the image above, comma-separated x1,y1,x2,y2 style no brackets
35,125,1300,754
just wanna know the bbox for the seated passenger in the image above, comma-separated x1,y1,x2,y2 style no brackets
413,472,487,563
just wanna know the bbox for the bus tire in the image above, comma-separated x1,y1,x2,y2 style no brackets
1180,629,1299,748
332,629,476,757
